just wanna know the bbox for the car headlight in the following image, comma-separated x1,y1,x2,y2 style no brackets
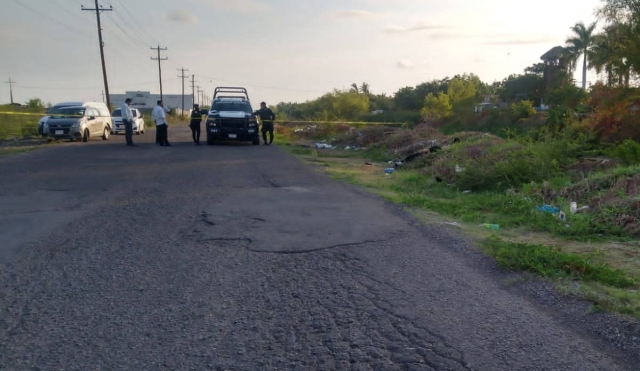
72,122,80,128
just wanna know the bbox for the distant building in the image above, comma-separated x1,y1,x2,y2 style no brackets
110,91,194,114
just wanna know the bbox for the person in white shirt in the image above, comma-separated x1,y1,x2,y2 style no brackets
152,100,171,146
120,98,135,146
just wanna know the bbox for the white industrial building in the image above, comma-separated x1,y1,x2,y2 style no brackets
110,91,194,114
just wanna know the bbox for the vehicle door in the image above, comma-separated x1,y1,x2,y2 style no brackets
85,108,99,136
131,109,138,129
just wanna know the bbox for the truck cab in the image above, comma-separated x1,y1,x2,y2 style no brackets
205,87,260,145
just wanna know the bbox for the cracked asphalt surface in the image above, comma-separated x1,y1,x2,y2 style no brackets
0,126,638,370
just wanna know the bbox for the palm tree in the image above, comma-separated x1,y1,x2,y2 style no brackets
349,83,359,93
360,82,371,95
565,21,598,90
590,23,631,87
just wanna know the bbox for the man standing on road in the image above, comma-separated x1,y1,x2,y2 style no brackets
152,100,171,147
121,98,135,146
255,101,276,145
190,104,202,145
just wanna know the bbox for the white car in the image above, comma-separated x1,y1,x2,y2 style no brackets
111,108,145,135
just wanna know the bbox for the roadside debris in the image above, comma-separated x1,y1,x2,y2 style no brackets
481,223,500,230
384,168,395,174
537,205,560,214
440,222,461,227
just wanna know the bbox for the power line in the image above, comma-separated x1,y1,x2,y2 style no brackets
113,0,159,45
42,0,94,27
111,8,150,47
12,0,91,39
200,74,327,93
105,16,147,51
150,45,168,102
13,77,181,91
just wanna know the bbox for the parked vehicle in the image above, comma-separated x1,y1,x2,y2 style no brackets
39,101,83,137
41,102,112,140
45,104,112,142
204,87,260,145
111,107,145,135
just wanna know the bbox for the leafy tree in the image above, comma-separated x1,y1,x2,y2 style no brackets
420,92,453,120
447,76,477,104
524,63,546,76
498,74,544,104
26,98,45,109
565,21,598,90
393,86,420,111
331,91,370,120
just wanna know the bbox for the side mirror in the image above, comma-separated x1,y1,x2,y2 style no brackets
200,109,208,115
88,116,96,121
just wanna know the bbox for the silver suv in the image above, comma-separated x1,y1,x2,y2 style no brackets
45,106,111,142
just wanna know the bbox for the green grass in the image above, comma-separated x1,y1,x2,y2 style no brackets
279,139,640,318
482,235,637,289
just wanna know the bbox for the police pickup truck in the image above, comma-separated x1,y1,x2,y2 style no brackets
204,87,260,145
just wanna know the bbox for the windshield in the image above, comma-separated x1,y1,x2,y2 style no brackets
112,109,121,117
213,101,253,114
49,107,85,118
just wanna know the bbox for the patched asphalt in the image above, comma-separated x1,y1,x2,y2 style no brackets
0,126,638,370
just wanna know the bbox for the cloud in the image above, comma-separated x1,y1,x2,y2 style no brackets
396,60,415,69
484,36,558,45
384,24,441,34
166,9,198,23
195,0,269,13
333,10,385,19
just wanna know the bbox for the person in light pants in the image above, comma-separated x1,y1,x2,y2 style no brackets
120,98,135,146
152,100,171,146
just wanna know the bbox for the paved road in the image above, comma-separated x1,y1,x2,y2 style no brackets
0,127,637,370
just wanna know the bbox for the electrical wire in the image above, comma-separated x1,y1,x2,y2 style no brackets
200,75,328,93
12,0,92,39
112,0,160,45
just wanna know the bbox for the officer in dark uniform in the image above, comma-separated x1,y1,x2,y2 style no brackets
254,102,276,145
190,104,202,145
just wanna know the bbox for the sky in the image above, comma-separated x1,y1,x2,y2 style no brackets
0,0,602,107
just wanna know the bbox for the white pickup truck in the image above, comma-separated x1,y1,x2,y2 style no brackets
111,107,146,135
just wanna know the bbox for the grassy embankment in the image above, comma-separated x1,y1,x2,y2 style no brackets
274,120,640,318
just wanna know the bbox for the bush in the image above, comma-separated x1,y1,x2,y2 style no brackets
430,136,583,192
509,100,536,120
612,139,640,165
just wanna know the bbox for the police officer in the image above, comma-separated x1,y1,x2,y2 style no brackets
254,102,276,145
190,104,202,145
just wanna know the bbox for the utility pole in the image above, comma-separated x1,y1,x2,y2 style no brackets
82,1,113,110
5,78,15,105
150,45,168,102
177,67,189,116
196,86,203,106
190,75,196,108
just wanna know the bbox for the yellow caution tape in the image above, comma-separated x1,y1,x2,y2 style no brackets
0,112,406,126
